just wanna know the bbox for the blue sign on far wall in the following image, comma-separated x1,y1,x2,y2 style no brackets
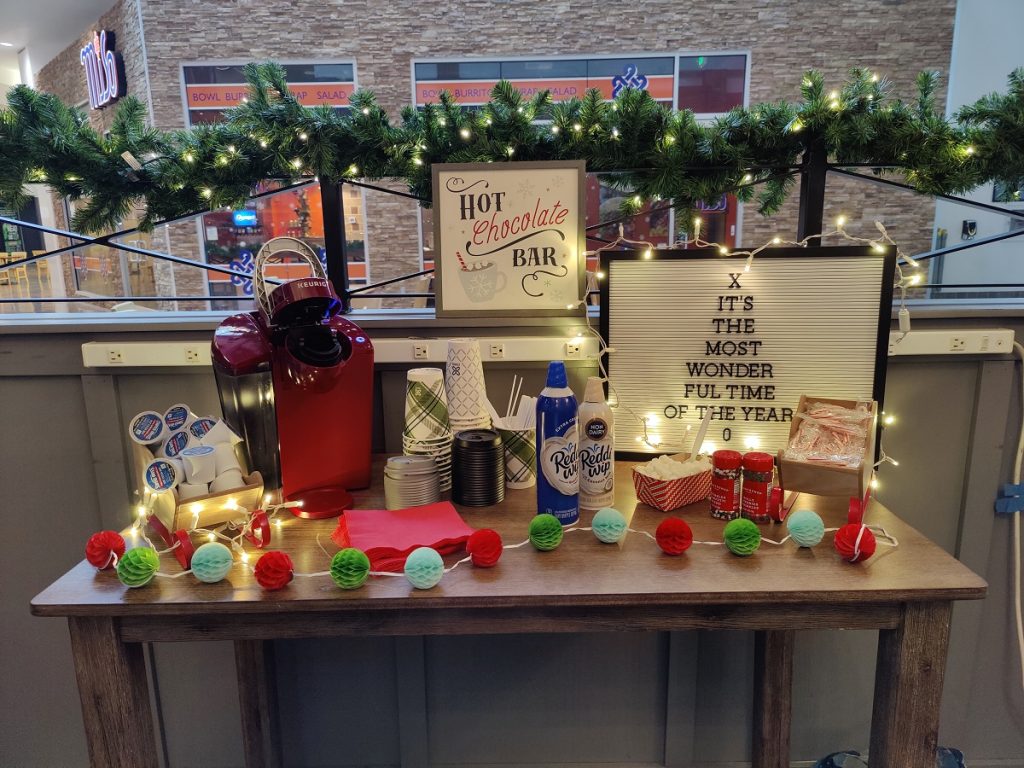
232,209,258,227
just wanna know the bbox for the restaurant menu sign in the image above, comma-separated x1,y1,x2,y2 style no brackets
432,161,586,317
599,248,893,457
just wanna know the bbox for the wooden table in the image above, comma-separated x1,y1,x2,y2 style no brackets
33,459,986,768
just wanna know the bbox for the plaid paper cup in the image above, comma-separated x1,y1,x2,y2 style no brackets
496,427,537,489
632,467,712,512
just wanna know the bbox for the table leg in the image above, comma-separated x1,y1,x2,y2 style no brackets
235,639,282,768
752,629,794,768
870,601,952,767
68,616,158,768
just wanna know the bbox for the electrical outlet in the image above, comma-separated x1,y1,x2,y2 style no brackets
106,347,124,364
565,340,582,358
184,346,203,363
950,336,966,351
489,343,505,359
413,343,429,360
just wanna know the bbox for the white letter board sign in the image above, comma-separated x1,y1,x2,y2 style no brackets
599,246,894,458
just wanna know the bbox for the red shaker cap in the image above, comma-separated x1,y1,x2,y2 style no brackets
712,449,742,469
742,451,775,472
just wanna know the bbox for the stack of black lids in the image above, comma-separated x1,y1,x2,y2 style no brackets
452,429,505,507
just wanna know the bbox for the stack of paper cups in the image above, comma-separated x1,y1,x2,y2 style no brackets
445,338,491,431
402,367,453,491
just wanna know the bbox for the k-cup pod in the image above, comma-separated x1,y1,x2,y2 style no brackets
199,419,243,447
213,442,242,475
189,417,218,441
178,482,209,501
210,468,245,494
129,411,166,446
157,429,191,459
180,445,217,485
144,457,183,493
163,403,195,433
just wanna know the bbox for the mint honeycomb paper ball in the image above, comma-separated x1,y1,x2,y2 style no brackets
529,513,564,551
191,542,234,584
404,547,444,590
592,507,627,543
786,509,826,548
331,548,371,590
116,547,160,588
723,518,761,556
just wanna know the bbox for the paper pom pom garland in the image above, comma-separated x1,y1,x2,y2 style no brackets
404,547,445,589
255,550,294,590
330,548,371,590
86,530,126,570
833,523,877,563
116,547,160,588
529,513,565,551
655,517,694,555
190,542,234,584
786,509,826,548
591,508,628,543
466,528,503,567
724,518,762,556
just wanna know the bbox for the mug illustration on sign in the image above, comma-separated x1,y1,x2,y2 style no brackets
458,260,508,302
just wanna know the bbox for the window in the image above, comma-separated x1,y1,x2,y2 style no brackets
181,62,368,310
413,53,750,283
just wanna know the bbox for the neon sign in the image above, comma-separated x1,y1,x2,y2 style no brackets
80,30,125,110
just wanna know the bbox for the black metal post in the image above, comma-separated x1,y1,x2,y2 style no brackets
796,138,828,241
320,179,351,312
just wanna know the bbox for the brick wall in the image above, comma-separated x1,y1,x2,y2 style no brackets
36,0,957,302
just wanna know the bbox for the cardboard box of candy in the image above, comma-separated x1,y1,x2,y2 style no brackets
632,453,712,512
776,395,876,499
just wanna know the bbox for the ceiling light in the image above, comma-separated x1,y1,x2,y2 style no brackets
0,42,13,47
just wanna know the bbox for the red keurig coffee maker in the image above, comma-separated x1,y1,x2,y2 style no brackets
212,238,373,519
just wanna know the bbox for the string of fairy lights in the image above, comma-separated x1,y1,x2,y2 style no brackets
566,217,914,491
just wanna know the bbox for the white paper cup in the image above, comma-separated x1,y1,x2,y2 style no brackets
180,445,217,484
129,411,166,446
210,468,245,494
178,482,209,501
446,339,488,424
144,457,183,493
497,427,537,489
157,430,191,459
213,442,242,475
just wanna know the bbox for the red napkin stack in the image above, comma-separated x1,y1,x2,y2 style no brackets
331,501,475,571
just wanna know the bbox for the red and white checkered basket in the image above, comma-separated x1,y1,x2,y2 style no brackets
632,466,712,512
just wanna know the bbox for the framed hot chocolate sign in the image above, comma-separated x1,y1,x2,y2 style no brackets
432,161,586,317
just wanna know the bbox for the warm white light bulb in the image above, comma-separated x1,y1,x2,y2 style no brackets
611,128,619,138
201,187,212,198
772,236,782,244
573,123,582,132
298,132,307,141
259,140,267,148
459,128,471,139
551,125,560,134
291,158,302,168
413,157,423,166
719,246,729,256
437,118,446,126
743,173,753,182
207,533,216,542
506,146,515,156
362,107,370,115
642,248,652,259
836,215,847,227
596,270,605,279
633,195,642,205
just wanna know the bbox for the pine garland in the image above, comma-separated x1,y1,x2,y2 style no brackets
0,61,1021,234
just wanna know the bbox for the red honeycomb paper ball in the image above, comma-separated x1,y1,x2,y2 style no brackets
656,517,693,556
833,523,877,563
466,528,503,567
86,531,126,570
255,550,294,590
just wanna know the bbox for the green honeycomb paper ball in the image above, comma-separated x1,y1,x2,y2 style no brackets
786,509,826,548
404,547,444,590
116,547,160,588
529,513,565,551
591,507,628,544
724,518,762,557
190,542,234,584
331,548,371,590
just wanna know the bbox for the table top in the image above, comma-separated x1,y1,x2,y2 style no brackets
32,458,986,619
